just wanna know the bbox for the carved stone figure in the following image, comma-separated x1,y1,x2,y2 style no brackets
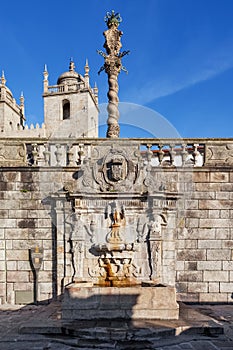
105,201,125,246
97,254,140,286
148,215,163,280
68,212,86,281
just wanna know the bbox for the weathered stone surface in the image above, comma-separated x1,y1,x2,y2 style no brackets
185,200,198,210
63,285,179,320
207,249,231,260
208,282,220,293
205,144,233,165
210,172,229,182
0,140,231,305
7,271,29,283
208,210,220,218
195,183,221,192
6,261,17,270
177,272,203,282
216,228,230,239
192,172,210,182
223,261,233,270
203,271,229,282
185,240,198,249
200,218,232,228
198,240,221,249
199,292,228,302
197,261,222,270
220,283,233,293
188,282,208,293
184,261,197,271
6,250,29,261
177,250,206,261
222,240,233,248
199,200,233,210
18,219,36,229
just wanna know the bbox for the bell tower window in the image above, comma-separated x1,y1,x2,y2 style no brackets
63,100,70,120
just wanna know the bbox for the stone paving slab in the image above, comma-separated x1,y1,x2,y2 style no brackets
157,342,219,350
0,301,233,349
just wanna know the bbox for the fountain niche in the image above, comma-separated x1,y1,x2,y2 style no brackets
62,11,179,320
62,142,180,320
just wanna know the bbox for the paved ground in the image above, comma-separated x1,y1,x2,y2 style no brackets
0,301,233,349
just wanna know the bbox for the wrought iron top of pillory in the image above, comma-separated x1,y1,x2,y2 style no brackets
98,10,130,138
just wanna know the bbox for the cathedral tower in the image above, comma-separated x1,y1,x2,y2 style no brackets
43,60,98,138
0,71,25,133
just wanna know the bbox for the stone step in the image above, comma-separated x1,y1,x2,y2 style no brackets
157,340,231,350
19,319,224,347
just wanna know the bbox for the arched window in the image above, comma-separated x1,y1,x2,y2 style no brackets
63,100,70,120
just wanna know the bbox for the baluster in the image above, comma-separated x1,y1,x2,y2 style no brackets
146,144,153,163
192,144,200,166
78,144,85,164
31,144,38,166
55,144,62,166
43,144,50,166
169,144,175,166
158,144,164,165
181,144,188,166
67,145,75,166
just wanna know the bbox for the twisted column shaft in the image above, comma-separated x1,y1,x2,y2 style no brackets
98,11,129,138
106,67,120,137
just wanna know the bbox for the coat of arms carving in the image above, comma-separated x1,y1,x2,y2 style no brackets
106,155,127,182
93,148,139,192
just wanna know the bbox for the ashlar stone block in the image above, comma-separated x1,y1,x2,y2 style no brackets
197,261,222,271
220,283,233,293
203,271,229,282
7,271,29,283
199,292,228,302
188,282,208,293
210,172,229,183
198,240,221,249
208,282,220,293
177,249,206,261
207,249,231,261
177,271,203,282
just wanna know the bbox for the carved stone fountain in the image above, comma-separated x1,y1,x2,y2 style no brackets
62,11,179,320
62,142,180,320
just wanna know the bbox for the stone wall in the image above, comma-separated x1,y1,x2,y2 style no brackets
176,167,233,303
0,138,232,304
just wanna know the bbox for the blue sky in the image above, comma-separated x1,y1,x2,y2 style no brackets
1,0,233,138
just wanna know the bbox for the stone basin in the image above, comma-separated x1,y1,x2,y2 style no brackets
62,284,179,320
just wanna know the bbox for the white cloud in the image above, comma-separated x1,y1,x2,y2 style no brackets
121,42,233,105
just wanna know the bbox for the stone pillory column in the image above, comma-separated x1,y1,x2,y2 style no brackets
98,10,129,138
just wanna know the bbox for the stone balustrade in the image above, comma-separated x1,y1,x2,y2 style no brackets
47,82,85,94
0,138,232,168
26,140,191,167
